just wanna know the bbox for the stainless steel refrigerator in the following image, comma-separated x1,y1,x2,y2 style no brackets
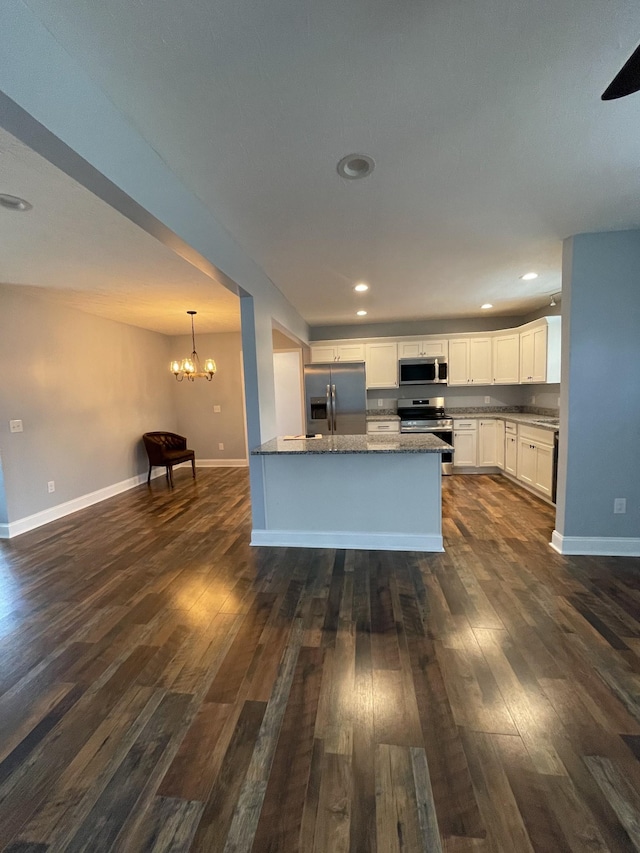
304,362,367,435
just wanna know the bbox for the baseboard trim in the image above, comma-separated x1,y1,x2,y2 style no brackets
0,469,165,539
551,530,640,557
175,459,248,468
251,529,444,552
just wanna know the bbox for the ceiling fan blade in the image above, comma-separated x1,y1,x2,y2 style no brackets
602,43,640,100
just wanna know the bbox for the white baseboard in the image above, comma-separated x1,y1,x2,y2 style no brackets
251,529,444,552
551,530,640,557
197,458,248,468
175,459,248,468
0,469,166,539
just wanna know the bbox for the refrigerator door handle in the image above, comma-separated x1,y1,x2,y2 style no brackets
331,384,337,433
326,384,332,432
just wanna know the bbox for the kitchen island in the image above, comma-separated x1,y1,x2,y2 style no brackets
250,433,451,552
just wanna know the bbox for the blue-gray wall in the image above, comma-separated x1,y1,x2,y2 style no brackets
556,230,640,540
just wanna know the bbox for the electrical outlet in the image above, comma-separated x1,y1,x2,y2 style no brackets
218,442,224,451
531,395,536,405
557,396,561,407
378,399,383,407
614,498,626,514
47,481,55,493
9,419,23,433
484,396,490,404
213,405,221,413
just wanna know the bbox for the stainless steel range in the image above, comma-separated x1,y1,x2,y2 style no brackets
397,397,454,475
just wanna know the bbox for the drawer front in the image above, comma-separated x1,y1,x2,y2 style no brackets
453,420,477,430
367,421,400,433
519,424,553,446
505,421,517,435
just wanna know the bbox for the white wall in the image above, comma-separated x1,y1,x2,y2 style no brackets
273,351,304,436
0,286,176,525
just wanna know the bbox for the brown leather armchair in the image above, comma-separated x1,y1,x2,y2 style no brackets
142,432,196,487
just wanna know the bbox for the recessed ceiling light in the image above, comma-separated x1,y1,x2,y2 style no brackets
354,283,369,292
481,303,493,310
356,310,368,316
337,154,375,180
0,193,32,212
520,272,538,280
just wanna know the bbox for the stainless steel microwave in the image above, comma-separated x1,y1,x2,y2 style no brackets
398,357,448,385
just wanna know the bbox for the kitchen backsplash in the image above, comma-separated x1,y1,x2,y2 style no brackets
366,384,560,414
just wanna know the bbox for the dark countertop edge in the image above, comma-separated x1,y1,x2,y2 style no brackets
252,447,451,455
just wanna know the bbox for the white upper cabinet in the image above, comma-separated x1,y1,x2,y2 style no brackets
310,343,365,363
493,334,520,384
519,326,547,383
448,339,470,385
448,338,492,385
365,342,398,389
310,345,337,363
398,340,448,359
519,317,561,384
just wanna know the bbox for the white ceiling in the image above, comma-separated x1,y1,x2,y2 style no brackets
8,1,640,327
0,128,240,335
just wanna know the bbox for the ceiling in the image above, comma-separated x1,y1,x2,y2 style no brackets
0,128,240,335
7,1,640,328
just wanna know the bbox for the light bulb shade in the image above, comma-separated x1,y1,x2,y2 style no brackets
171,312,218,381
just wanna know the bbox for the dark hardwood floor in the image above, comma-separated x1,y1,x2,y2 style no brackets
1,468,640,851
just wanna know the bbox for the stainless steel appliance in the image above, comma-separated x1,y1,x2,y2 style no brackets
399,357,447,386
398,396,453,474
304,362,367,436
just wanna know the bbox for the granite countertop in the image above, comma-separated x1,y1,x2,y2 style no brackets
252,434,452,455
366,413,401,422
450,411,559,431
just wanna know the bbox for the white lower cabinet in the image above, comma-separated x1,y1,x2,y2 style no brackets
367,419,400,434
516,424,554,499
495,419,505,470
453,420,477,467
504,423,517,476
478,420,498,467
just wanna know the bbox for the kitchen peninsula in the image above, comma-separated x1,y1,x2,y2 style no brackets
251,433,451,551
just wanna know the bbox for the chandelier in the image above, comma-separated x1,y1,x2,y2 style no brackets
170,311,217,381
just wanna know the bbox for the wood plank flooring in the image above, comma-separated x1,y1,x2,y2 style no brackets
0,468,639,851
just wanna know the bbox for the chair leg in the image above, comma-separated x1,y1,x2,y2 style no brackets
147,464,152,485
168,465,174,487
192,458,196,479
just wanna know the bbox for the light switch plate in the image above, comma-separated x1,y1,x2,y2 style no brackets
9,419,23,433
614,498,626,514
213,405,221,413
